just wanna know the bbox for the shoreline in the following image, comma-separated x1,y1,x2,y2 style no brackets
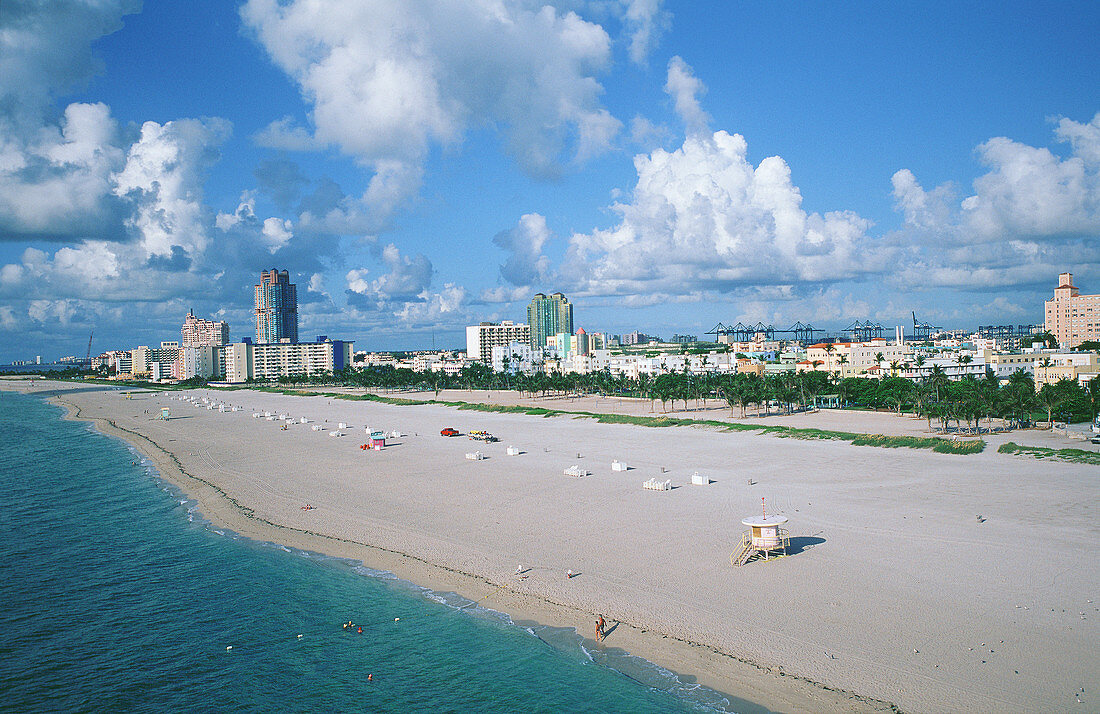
36,383,895,714
6,379,1096,712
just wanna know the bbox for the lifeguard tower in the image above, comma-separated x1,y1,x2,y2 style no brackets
731,498,789,567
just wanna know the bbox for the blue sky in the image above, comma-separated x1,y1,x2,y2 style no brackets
1,0,1099,361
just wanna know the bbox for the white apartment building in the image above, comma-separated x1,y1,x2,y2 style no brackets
354,352,398,368
179,345,218,380
220,342,253,383
987,351,1039,379
250,340,353,381
215,339,353,383
490,342,539,373
409,352,467,375
466,321,531,362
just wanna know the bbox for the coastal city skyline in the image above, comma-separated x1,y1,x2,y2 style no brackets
2,2,1099,363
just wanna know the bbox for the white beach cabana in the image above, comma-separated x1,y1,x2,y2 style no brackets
643,478,672,491
611,460,629,471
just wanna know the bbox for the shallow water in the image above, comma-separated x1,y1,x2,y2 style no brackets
0,390,734,712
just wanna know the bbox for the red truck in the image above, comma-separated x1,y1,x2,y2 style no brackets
440,427,460,437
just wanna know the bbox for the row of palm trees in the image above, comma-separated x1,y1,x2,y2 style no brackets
271,362,1098,430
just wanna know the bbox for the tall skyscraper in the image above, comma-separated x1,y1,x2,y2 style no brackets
181,309,229,347
254,269,298,344
527,292,573,348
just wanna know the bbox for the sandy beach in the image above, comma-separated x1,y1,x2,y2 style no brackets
5,378,1097,713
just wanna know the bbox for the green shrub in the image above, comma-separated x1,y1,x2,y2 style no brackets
998,442,1100,464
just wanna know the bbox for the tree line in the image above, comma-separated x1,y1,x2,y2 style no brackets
268,363,1099,430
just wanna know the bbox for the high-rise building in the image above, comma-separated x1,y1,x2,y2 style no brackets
466,321,531,362
254,269,298,344
527,292,573,348
181,309,229,347
1045,272,1100,348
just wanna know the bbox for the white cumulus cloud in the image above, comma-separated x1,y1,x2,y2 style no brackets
896,114,1100,243
113,117,231,259
241,0,620,218
0,102,126,240
620,0,670,65
0,0,141,128
261,217,293,253
563,129,873,299
665,56,709,136
493,213,553,287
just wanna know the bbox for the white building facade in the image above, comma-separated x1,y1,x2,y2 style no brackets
466,322,531,362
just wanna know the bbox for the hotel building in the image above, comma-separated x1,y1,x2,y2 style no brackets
1044,273,1100,348
181,309,229,347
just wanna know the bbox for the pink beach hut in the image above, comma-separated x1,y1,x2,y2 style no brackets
731,499,789,567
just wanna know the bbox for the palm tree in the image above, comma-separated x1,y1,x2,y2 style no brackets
1037,383,1065,429
927,365,949,402
958,354,973,378
912,382,934,430
837,354,848,380
719,378,740,417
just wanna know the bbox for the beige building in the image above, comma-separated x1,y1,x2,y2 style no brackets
805,338,906,377
1045,272,1100,347
1034,352,1100,390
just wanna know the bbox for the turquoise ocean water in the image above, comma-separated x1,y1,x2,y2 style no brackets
0,391,735,713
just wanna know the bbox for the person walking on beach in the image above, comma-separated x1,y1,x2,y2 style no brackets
596,616,605,642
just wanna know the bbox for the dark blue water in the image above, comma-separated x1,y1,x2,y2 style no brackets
0,391,733,713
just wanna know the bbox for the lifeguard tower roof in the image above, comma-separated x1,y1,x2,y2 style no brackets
741,515,788,528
